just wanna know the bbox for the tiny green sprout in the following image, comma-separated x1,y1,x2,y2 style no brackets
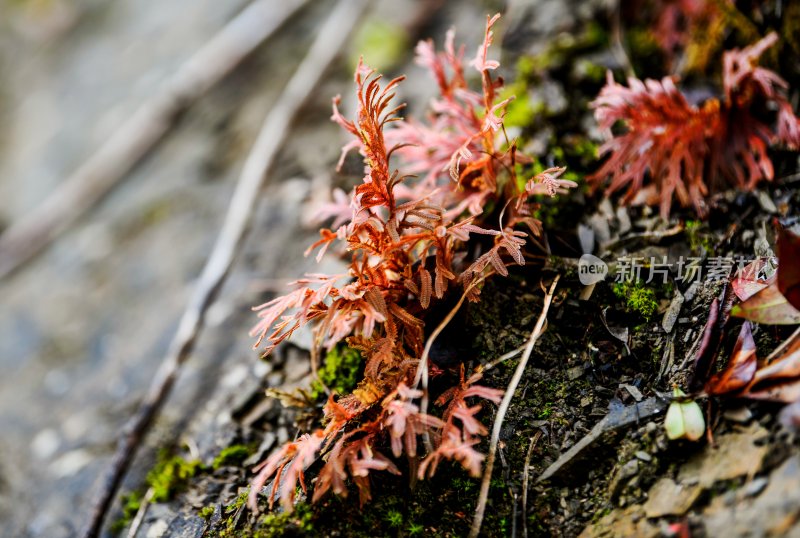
386,509,403,528
664,387,705,441
408,522,425,536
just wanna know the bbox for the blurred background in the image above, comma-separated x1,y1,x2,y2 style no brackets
0,0,519,535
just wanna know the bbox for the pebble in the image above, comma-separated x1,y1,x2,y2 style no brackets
206,301,233,327
253,360,273,378
755,190,778,213
266,372,284,387
724,406,753,423
63,412,95,442
742,477,768,498
621,384,643,402
277,426,290,445
635,451,652,462
146,520,169,538
221,364,249,388
50,449,93,478
609,459,639,499
43,369,71,396
619,459,639,479
31,429,61,460
567,365,585,380
661,292,684,333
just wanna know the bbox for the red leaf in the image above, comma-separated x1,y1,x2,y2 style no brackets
777,227,800,311
706,321,757,395
742,329,800,403
732,258,774,301
731,283,800,325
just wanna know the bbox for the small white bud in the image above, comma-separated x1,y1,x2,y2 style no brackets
664,387,705,441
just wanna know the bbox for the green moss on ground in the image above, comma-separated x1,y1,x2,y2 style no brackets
613,280,659,320
109,491,142,534
310,343,364,399
213,444,253,470
147,451,205,503
200,504,216,521
112,450,205,534
185,267,676,537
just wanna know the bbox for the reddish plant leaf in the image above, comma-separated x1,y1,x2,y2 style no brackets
746,381,800,403
690,285,737,391
690,297,720,389
705,321,757,395
732,258,774,301
588,33,800,218
777,227,800,311
731,283,800,325
743,329,800,403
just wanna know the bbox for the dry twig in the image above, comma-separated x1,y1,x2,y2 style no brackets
0,0,309,280
610,0,635,79
536,395,668,483
522,431,543,538
125,487,154,538
470,275,561,538
413,275,487,452
483,344,525,371
80,2,367,536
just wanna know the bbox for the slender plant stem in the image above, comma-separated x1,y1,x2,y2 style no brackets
413,276,486,423
521,431,542,538
411,276,484,452
0,0,310,281
125,487,153,538
79,2,367,536
470,275,560,538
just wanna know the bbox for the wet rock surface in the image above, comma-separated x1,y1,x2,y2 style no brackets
0,1,339,534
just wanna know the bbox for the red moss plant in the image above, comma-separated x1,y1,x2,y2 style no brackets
589,32,800,219
246,15,574,513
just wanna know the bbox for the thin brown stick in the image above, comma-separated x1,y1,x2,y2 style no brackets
0,0,310,281
79,2,368,536
610,0,635,79
521,431,542,538
483,344,525,371
470,275,560,538
413,275,486,414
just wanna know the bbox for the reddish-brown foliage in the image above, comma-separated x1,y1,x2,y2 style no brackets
246,15,573,512
589,32,800,218
704,228,800,425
